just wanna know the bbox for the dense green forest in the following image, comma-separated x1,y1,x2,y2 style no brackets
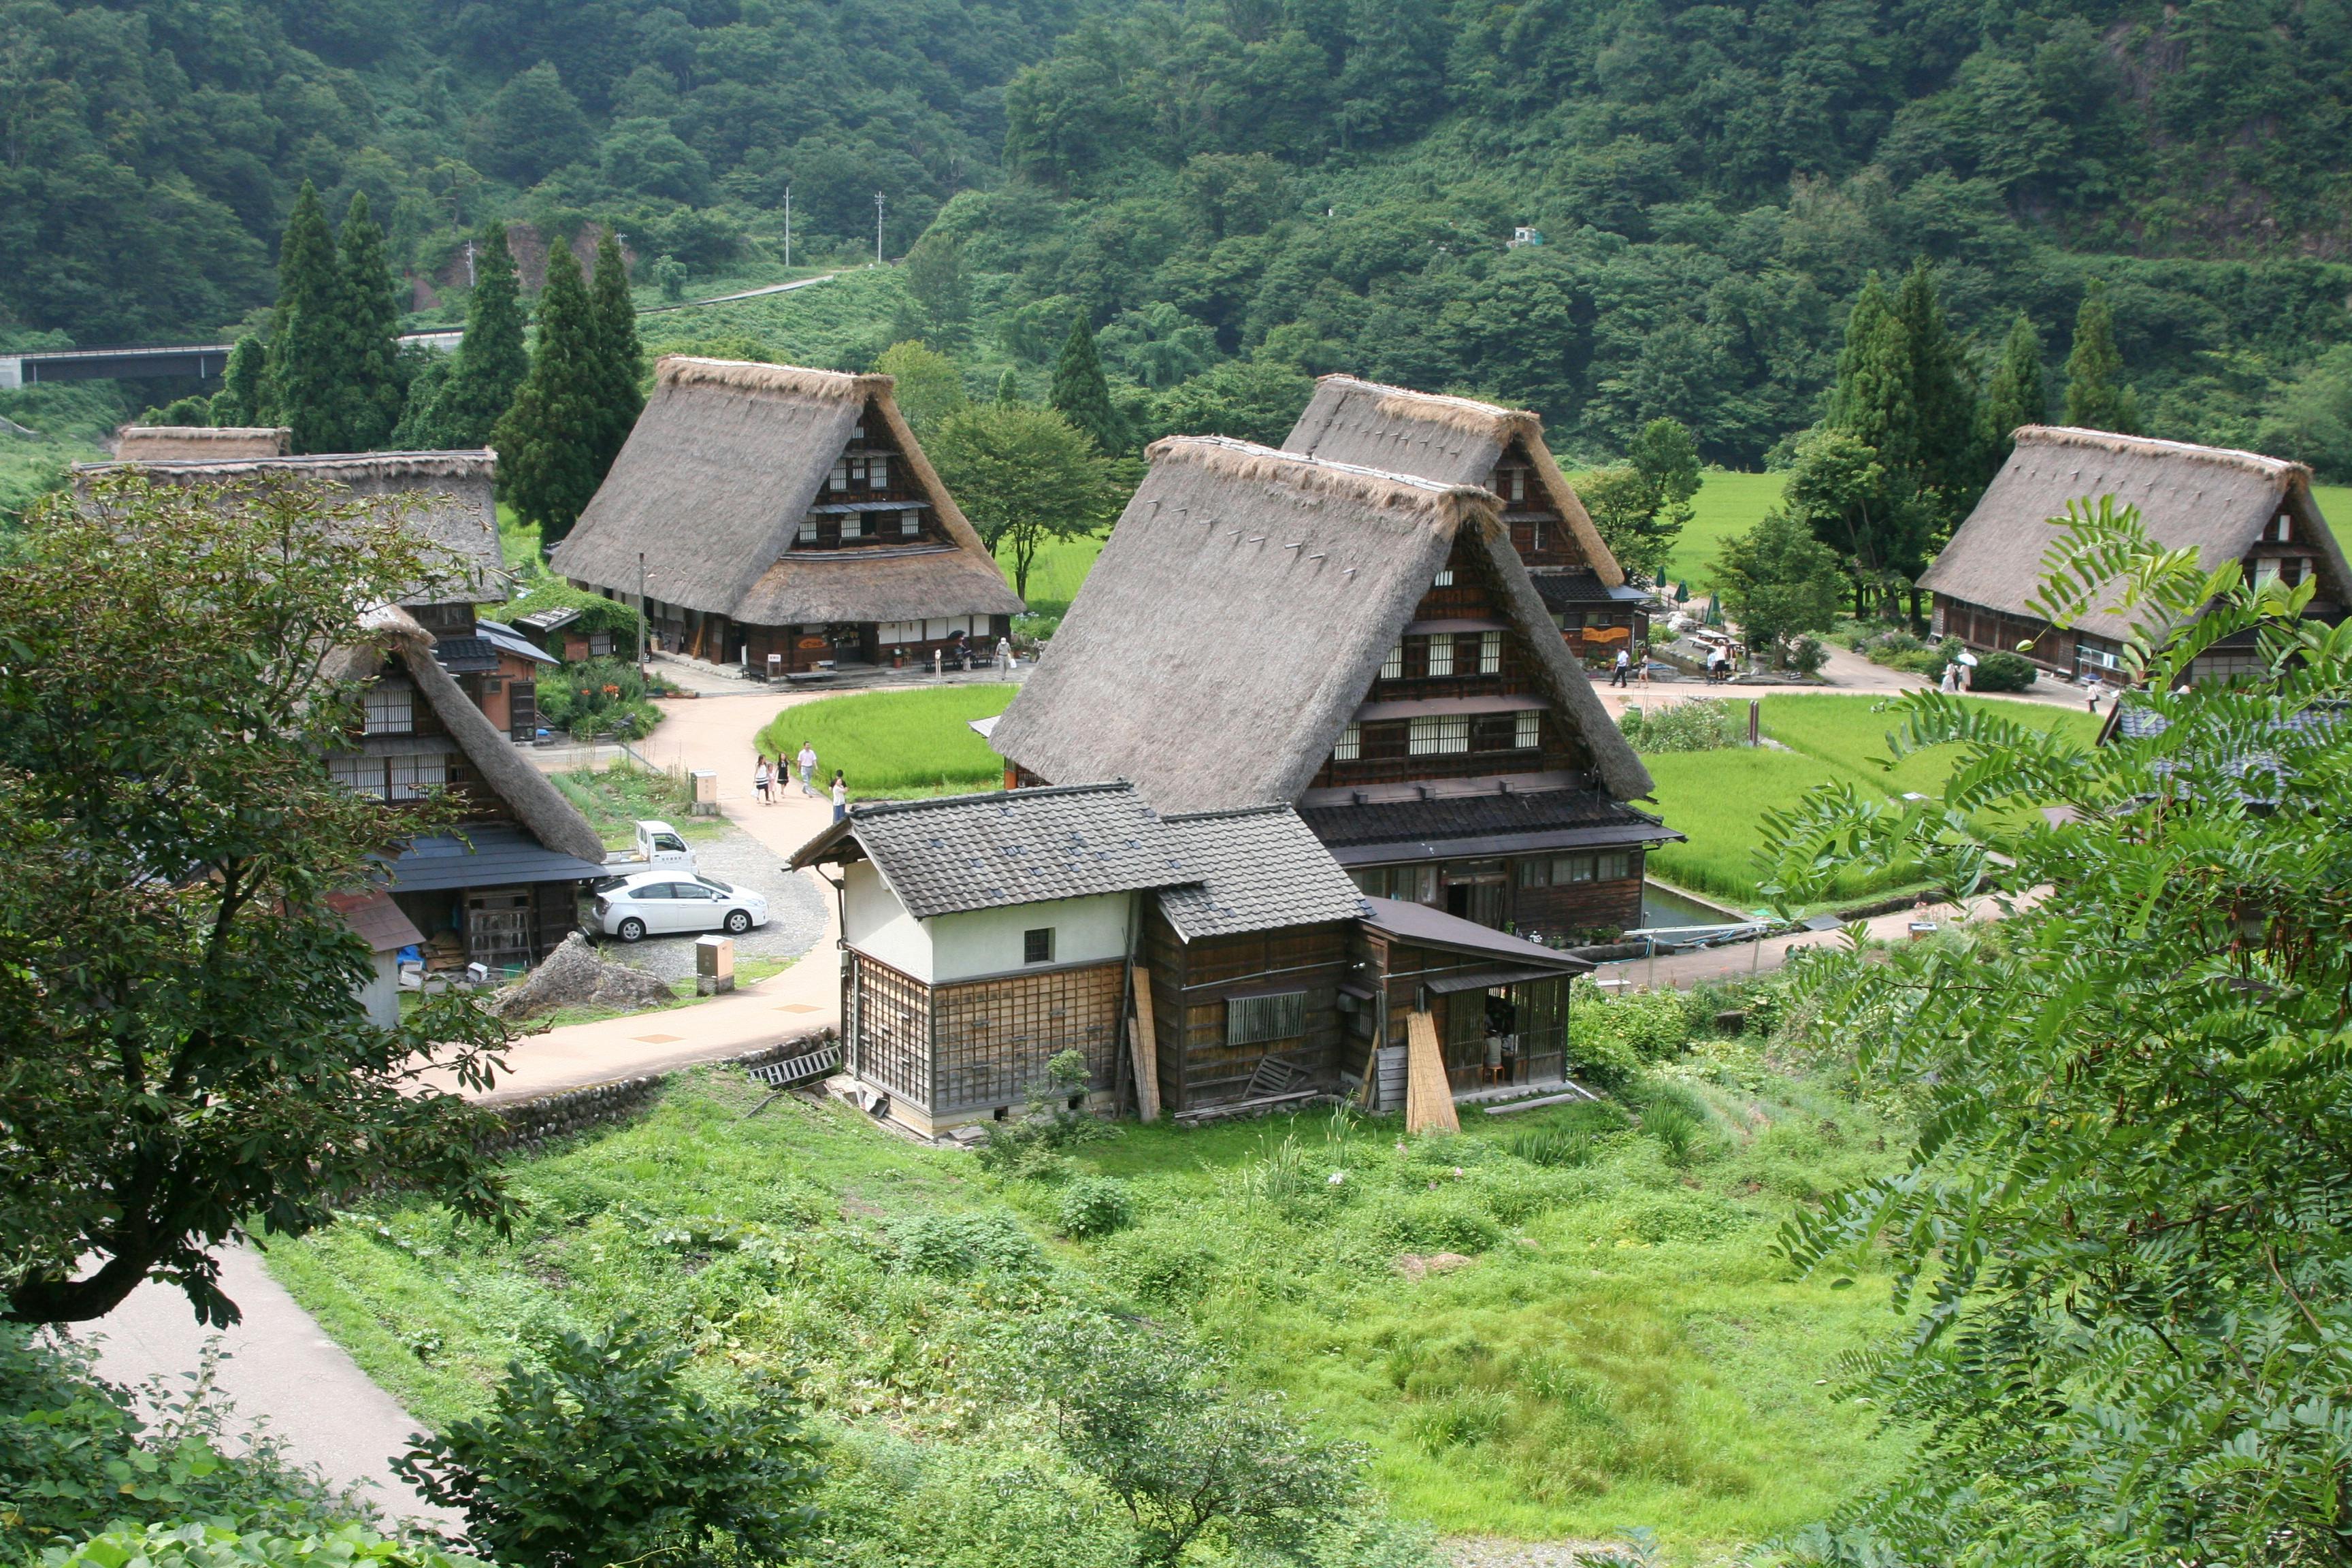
4,0,2352,472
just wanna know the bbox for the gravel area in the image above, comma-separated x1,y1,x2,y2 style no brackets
591,819,830,981
1441,1537,1621,1568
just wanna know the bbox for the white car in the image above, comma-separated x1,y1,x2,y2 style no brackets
592,872,768,943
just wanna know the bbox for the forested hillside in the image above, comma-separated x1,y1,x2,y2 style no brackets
5,0,2352,470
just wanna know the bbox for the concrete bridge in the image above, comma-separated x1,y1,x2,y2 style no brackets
0,330,463,390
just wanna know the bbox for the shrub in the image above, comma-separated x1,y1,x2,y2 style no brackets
1506,1126,1598,1168
395,1316,824,1568
1568,983,1697,1091
1098,1227,1222,1304
890,1210,1045,1278
1970,650,2039,691
42,1523,482,1568
1057,1177,1137,1239
535,656,660,740
1616,700,1740,753
1786,634,1828,676
1378,1196,1502,1256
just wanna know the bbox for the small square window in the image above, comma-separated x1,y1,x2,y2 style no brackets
1434,568,1454,587
843,514,865,540
900,510,921,537
363,684,413,735
1556,855,1594,883
1596,851,1632,881
1349,866,1389,897
798,518,819,544
1023,928,1054,964
1516,858,1550,888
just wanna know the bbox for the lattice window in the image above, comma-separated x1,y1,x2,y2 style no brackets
388,751,450,802
867,455,888,488
327,753,383,798
1226,991,1306,1046
1408,715,1470,755
900,509,921,537
1433,568,1454,587
843,513,866,540
1024,928,1054,964
932,964,1121,1114
830,459,850,491
1333,722,1361,762
1426,636,1454,676
363,684,413,735
799,517,819,543
1481,631,1503,674
852,953,934,1108
1596,850,1633,881
1380,643,1404,681
1514,709,1541,749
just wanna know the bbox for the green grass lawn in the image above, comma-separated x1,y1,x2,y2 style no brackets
267,1028,1908,1554
1002,531,1109,617
549,761,721,847
756,684,1017,797
1638,695,2101,906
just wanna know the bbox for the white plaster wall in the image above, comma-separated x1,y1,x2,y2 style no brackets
928,893,1133,983
844,859,935,981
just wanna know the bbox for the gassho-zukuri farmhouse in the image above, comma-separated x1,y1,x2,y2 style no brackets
550,357,1025,673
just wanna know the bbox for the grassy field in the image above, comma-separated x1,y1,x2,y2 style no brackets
268,1013,1908,1555
549,761,722,847
1003,531,1109,617
1638,694,2101,905
756,684,1018,797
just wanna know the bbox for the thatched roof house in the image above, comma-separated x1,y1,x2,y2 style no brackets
1283,376,1652,655
113,425,291,460
1922,426,2350,683
990,436,1671,939
331,604,606,971
551,357,1023,672
74,449,504,609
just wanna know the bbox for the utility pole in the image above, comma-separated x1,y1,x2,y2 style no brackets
874,192,884,266
638,551,650,682
783,185,791,270
464,238,476,288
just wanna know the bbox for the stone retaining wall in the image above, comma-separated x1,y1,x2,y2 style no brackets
480,1028,840,1155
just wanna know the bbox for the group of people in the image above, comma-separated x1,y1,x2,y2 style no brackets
1607,644,1655,687
754,740,849,821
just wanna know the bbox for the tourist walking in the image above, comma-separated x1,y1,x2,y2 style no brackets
995,636,1014,676
830,770,849,822
796,741,818,796
753,755,772,804
1610,647,1631,687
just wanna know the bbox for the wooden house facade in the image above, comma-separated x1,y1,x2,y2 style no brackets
1283,376,1654,658
989,437,1676,944
550,358,1023,675
329,606,607,973
791,783,1590,1131
1921,427,2351,684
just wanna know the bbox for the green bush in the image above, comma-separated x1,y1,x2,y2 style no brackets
890,1209,1047,1278
1096,1226,1222,1304
1568,983,1697,1090
1969,650,2039,691
534,656,661,740
395,1316,824,1568
44,1523,480,1568
2,1329,362,1552
1506,1126,1599,1168
1617,700,1740,753
1056,1176,1137,1239
1377,1196,1502,1256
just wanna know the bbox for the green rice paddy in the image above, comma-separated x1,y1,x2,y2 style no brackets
755,684,1017,798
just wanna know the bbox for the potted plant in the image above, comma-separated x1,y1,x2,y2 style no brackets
891,645,906,668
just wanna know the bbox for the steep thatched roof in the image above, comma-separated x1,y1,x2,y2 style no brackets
1283,375,1622,588
114,426,291,459
361,604,606,864
989,436,1651,815
74,450,504,603
551,357,1022,625
1921,427,2351,642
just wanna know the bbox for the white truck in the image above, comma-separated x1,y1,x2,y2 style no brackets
599,820,698,883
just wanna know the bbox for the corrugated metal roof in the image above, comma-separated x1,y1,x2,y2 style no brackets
380,826,609,892
1156,806,1367,941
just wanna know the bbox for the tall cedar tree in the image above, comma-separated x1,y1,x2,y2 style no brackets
1826,274,1914,474
209,336,266,426
1892,259,1980,524
333,193,406,451
1982,311,2047,459
266,183,342,453
2064,281,2143,434
588,231,646,478
425,225,531,447
494,242,605,544
1050,318,1124,453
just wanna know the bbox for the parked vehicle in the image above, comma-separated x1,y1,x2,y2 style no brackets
592,871,769,943
597,820,696,888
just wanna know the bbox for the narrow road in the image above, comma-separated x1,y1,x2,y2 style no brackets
634,270,840,316
86,1247,462,1529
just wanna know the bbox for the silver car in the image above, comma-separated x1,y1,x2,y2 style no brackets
592,871,769,943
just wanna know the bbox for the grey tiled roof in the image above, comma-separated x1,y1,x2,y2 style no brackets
828,784,1196,919
1156,806,1369,941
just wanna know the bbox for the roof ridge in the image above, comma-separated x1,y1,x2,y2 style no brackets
656,356,892,401
2014,425,2307,481
1160,803,1294,822
1313,374,1543,440
1145,435,1497,517
845,781,1138,819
